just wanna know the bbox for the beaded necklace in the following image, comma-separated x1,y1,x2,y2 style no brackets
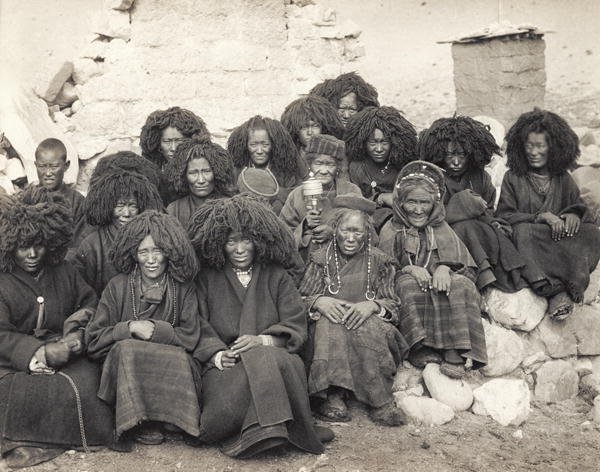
232,266,253,288
129,266,178,326
402,227,433,268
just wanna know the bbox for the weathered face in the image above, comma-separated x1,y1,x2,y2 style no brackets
336,212,366,256
444,141,468,177
299,120,322,148
35,149,69,191
338,92,358,127
112,197,139,226
136,234,167,281
309,154,338,187
402,187,434,229
366,128,391,164
224,232,255,270
247,128,272,168
160,126,185,160
14,245,47,274
186,157,215,198
525,132,549,171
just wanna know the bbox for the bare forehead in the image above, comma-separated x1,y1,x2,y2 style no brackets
526,131,548,143
404,187,434,201
161,126,184,138
248,128,270,140
339,211,366,226
188,157,212,170
36,148,66,162
137,234,157,250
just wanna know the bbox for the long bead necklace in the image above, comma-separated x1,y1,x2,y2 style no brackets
403,227,433,268
129,266,178,326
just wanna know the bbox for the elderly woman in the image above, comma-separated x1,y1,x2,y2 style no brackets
85,211,213,445
190,195,332,458
0,188,114,468
299,195,408,426
71,169,163,297
140,106,210,204
310,72,379,127
498,109,600,320
281,95,345,177
379,161,487,378
280,134,361,260
419,115,528,292
344,106,418,230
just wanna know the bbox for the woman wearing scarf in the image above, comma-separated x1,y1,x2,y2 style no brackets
379,161,487,378
498,109,600,320
299,194,409,426
86,211,212,445
190,195,332,458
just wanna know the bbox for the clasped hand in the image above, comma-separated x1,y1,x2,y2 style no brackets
539,212,580,241
313,297,379,330
404,265,451,294
129,320,155,340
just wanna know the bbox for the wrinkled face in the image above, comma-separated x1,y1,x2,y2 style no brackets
525,132,549,171
402,187,434,229
247,128,272,168
160,126,185,160
444,141,468,177
112,197,139,226
136,234,167,281
186,157,215,198
14,245,47,274
336,212,366,256
299,120,322,148
366,128,391,164
309,154,338,187
35,150,69,191
338,92,358,127
224,231,255,270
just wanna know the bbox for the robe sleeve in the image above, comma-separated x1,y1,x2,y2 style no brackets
496,172,538,224
377,221,397,258
298,261,326,312
63,264,98,335
279,189,311,248
71,234,100,294
559,174,587,218
373,259,401,325
260,270,307,353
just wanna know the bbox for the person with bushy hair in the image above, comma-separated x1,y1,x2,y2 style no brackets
309,72,379,127
419,115,528,292
139,106,210,203
189,195,333,458
0,187,114,466
497,109,600,320
163,137,237,227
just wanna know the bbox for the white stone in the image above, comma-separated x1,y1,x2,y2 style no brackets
593,396,600,424
484,288,546,332
512,429,523,440
32,61,74,103
107,0,135,10
81,39,109,60
581,373,600,403
481,320,525,377
395,395,455,426
72,59,103,86
392,364,422,393
522,351,549,374
534,359,579,403
472,379,531,426
71,100,83,114
93,9,131,40
572,358,593,377
422,363,474,411
52,82,78,108
579,144,600,167
72,137,108,161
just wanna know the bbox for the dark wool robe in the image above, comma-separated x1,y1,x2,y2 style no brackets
194,265,324,458
166,194,223,229
70,225,119,298
0,262,114,455
496,171,600,301
443,168,528,292
85,273,213,437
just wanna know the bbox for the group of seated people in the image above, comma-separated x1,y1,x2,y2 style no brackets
1,72,599,468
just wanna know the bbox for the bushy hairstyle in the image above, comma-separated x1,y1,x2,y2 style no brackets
309,72,379,111
188,194,297,269
505,108,580,176
110,210,198,282
35,138,67,161
0,186,72,272
326,207,377,241
280,95,345,148
90,151,161,188
163,137,237,197
84,169,163,227
344,106,418,170
418,115,500,171
139,106,210,168
227,115,299,182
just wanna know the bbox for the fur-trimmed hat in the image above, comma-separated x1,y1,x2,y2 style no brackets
333,194,377,215
305,134,346,162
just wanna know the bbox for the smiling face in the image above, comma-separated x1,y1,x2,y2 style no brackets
336,212,366,256
402,187,435,229
366,128,391,165
309,154,338,187
338,92,358,127
160,126,185,160
299,120,322,148
35,149,69,191
444,141,468,177
247,128,272,168
224,232,255,270
136,234,168,281
525,132,549,171
14,245,47,274
186,157,215,198
112,197,139,226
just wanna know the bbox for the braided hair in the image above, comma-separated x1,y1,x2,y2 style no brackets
310,72,379,111
90,151,161,188
505,108,579,176
139,106,210,168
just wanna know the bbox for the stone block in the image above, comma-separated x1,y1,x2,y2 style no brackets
592,396,600,424
395,395,454,426
481,320,525,377
93,9,131,40
572,305,600,355
534,315,578,358
52,82,78,108
580,373,600,403
32,61,74,103
72,59,103,86
471,379,531,426
484,288,546,332
422,364,473,411
534,359,579,403
107,0,135,10
392,362,423,393
572,358,593,377
521,351,550,374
